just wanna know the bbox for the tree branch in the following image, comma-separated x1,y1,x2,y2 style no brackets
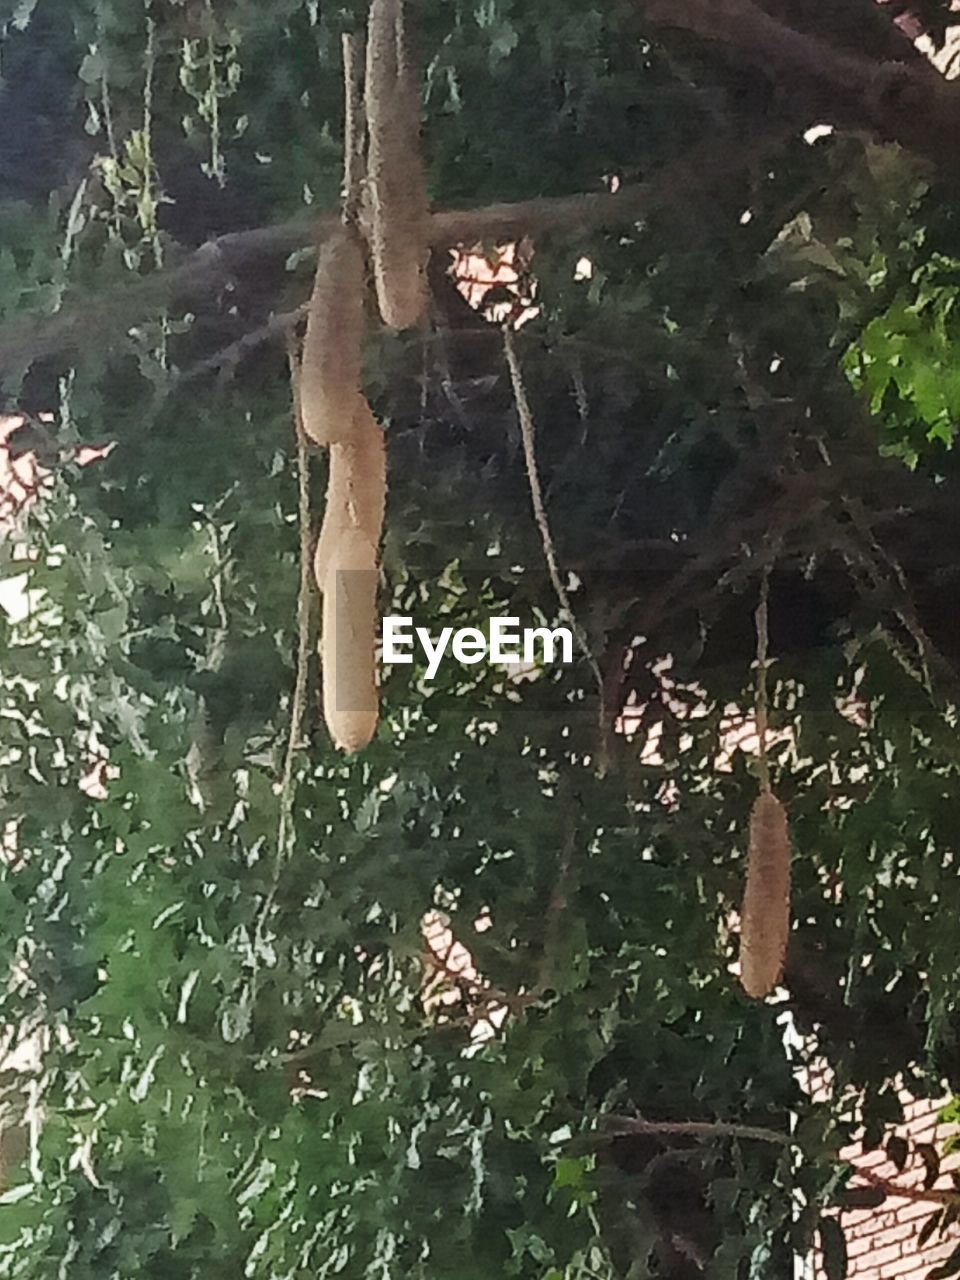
857,1164,960,1208
173,304,306,390
638,0,960,172
0,134,775,390
604,1116,793,1145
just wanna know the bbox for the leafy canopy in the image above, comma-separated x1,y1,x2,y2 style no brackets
0,1,960,1277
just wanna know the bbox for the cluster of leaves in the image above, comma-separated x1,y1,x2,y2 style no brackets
0,1,960,1278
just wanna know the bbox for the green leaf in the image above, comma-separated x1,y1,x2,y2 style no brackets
78,50,105,86
220,986,253,1044
552,1157,585,1189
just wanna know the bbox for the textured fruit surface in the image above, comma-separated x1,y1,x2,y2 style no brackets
739,790,791,999
300,228,366,446
365,0,430,330
315,402,386,752
313,401,386,590
320,525,379,753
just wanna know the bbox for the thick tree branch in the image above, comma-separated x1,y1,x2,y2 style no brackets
0,134,773,391
639,0,960,173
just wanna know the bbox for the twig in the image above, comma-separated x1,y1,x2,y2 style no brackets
531,786,582,999
813,436,945,690
276,344,314,862
604,1116,793,1146
857,1165,960,1208
632,472,814,642
843,493,943,692
536,825,577,994
421,930,538,1018
184,512,232,809
271,1013,478,1064
502,325,609,772
754,567,771,794
174,306,306,390
570,354,590,447
426,969,537,1019
251,348,314,965
634,1146,710,1194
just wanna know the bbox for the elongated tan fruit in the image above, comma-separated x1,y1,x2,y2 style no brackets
314,401,386,590
300,228,366,446
739,790,791,998
321,526,379,752
365,0,430,329
315,401,386,752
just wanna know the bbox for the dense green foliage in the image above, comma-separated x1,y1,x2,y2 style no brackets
1,1,960,1276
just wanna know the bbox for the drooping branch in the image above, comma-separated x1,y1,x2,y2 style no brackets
0,133,776,391
638,0,960,173
173,304,307,390
0,212,316,394
604,1116,793,1146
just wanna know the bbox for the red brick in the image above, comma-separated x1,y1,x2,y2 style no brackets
811,1091,960,1279
868,1222,916,1250
861,1243,903,1271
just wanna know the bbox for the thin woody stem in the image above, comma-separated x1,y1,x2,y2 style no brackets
754,567,771,793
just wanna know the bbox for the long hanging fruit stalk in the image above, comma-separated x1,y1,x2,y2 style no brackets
738,574,792,998
364,0,430,329
298,30,391,753
297,3,429,752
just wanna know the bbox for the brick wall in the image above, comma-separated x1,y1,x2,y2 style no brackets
813,1095,960,1279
